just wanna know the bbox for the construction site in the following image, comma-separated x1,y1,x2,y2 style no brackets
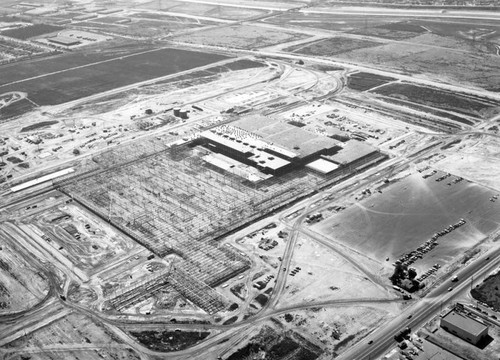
2,0,500,359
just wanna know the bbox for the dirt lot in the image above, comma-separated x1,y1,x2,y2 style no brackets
434,135,500,192
3,313,141,360
0,237,49,313
173,24,310,50
286,36,383,57
279,304,397,357
129,329,210,352
225,322,323,360
278,233,389,308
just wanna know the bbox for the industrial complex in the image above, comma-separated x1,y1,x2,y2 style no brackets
1,1,500,360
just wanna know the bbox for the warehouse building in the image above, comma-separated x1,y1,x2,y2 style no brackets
440,310,489,345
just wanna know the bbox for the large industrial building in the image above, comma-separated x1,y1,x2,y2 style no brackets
198,115,385,180
440,310,489,345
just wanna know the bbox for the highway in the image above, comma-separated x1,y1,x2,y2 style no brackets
341,237,500,360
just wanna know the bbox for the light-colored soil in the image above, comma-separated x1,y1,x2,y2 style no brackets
173,24,310,49
278,234,389,308
3,313,142,360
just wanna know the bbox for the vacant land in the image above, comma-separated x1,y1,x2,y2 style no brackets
0,98,35,121
1,24,63,39
0,47,230,106
286,37,383,57
135,2,267,20
472,272,500,311
264,12,404,32
372,82,499,118
0,233,49,313
4,313,141,359
335,33,500,90
347,72,396,92
129,329,210,351
173,24,309,50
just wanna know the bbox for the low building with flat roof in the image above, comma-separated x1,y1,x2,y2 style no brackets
323,140,378,165
48,36,81,46
440,310,488,345
306,158,339,175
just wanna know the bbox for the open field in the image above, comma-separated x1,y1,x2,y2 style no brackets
434,136,500,191
0,98,35,121
472,272,500,311
0,47,230,106
285,36,383,57
279,233,388,308
334,33,500,90
278,305,395,357
73,17,207,37
173,24,310,50
0,231,49,313
347,71,396,92
313,172,500,275
129,329,210,352
0,24,63,39
226,323,323,360
372,82,500,119
134,1,267,20
0,43,157,85
263,12,406,32
3,313,141,360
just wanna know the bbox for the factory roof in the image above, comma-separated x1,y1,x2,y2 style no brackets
234,116,340,159
442,311,488,337
202,129,291,171
48,36,81,46
306,158,339,174
324,140,377,165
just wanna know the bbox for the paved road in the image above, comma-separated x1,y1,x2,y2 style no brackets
341,243,500,360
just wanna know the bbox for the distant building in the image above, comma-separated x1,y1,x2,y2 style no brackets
48,37,81,47
440,310,488,345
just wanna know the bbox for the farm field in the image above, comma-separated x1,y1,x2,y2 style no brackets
312,172,500,274
371,82,499,119
0,98,35,121
346,72,396,91
0,24,63,40
173,24,310,50
285,36,383,57
0,43,157,85
335,34,500,90
0,47,231,106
